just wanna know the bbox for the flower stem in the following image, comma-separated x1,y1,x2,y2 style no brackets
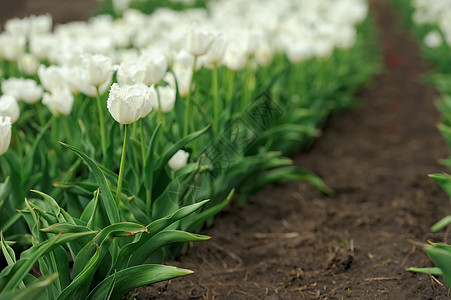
96,87,107,159
213,66,220,136
140,119,146,169
183,57,197,138
116,124,129,206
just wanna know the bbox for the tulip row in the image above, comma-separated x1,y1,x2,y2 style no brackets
0,0,380,298
389,0,451,287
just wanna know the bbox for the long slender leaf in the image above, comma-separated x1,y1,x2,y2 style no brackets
86,264,193,300
0,273,58,300
59,142,120,224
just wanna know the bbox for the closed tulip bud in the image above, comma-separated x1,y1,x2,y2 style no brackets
81,53,114,87
38,65,67,92
141,52,168,85
168,149,189,171
107,83,153,124
173,65,193,98
205,34,227,67
42,88,74,117
154,85,176,113
18,53,40,75
0,95,20,123
187,26,215,56
0,117,12,156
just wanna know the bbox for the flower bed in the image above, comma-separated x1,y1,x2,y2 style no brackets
0,0,379,298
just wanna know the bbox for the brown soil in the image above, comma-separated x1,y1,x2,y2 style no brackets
133,1,451,299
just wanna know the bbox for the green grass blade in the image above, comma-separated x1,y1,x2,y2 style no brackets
86,264,193,300
59,142,120,224
431,215,451,232
407,267,443,275
425,245,451,286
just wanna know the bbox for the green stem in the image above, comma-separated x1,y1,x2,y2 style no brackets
226,69,235,104
213,66,220,136
116,124,129,206
96,87,107,159
183,56,198,138
156,87,165,131
140,119,146,169
36,103,46,128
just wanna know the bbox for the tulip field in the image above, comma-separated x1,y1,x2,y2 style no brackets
1,0,451,299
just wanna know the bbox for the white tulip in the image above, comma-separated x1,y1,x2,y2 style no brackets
29,14,53,35
424,31,442,48
81,53,114,87
0,117,12,156
0,95,20,123
107,83,153,124
1,78,22,99
223,44,248,71
20,80,44,104
117,61,146,85
2,78,43,104
42,88,74,117
173,66,193,98
113,0,132,13
18,53,40,75
168,149,190,170
141,51,168,85
154,85,176,113
0,33,25,61
38,65,67,92
205,34,227,67
187,26,215,56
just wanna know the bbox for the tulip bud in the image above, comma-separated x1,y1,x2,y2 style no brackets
42,88,74,117
173,66,193,98
141,52,168,86
81,53,114,87
0,95,20,123
107,83,153,124
205,34,227,67
38,65,67,92
0,117,12,156
154,85,176,113
168,149,189,171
